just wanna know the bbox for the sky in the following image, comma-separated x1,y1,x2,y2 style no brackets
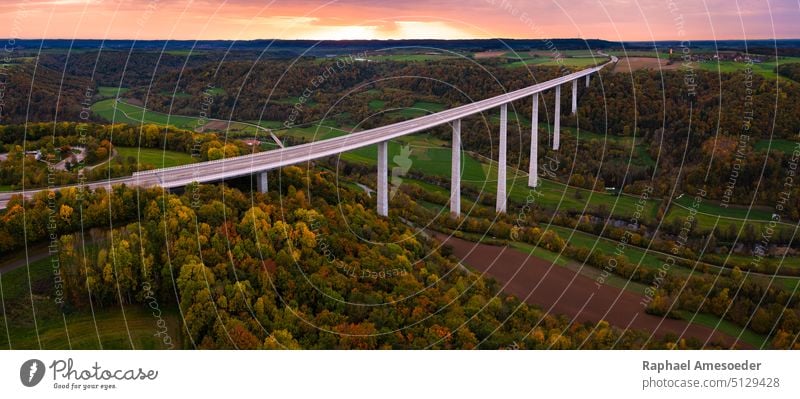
0,0,798,41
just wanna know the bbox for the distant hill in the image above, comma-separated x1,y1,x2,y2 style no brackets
620,39,800,56
6,38,800,57
5,38,620,56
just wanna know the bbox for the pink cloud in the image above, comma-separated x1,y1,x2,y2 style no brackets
0,0,796,40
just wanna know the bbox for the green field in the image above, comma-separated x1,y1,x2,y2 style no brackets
347,138,486,182
250,120,285,129
505,56,604,69
0,256,180,349
97,86,129,97
606,50,670,59
163,49,209,56
673,310,770,348
543,224,685,274
91,98,269,134
671,193,774,221
0,185,11,192
533,50,602,58
388,101,445,118
277,124,348,142
696,57,800,81
92,98,202,129
116,146,197,169
368,99,387,110
755,139,800,153
1,306,181,350
0,256,52,299
368,53,458,62
663,199,792,236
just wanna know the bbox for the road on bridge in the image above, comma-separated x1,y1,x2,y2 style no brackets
0,57,616,209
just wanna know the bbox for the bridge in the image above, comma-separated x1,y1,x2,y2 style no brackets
0,56,617,215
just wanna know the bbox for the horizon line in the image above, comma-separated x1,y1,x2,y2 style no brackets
3,37,800,43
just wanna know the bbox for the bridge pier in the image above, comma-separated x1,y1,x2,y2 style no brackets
529,93,539,188
377,141,389,217
553,85,561,150
257,171,268,193
497,103,507,213
450,119,461,216
586,74,590,87
571,79,578,115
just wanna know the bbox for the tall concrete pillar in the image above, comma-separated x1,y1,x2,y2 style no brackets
529,93,539,188
257,171,268,193
450,119,461,216
377,141,388,217
496,103,507,213
553,85,561,150
586,74,590,88
571,79,578,115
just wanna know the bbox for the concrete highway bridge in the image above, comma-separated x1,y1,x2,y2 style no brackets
0,56,617,215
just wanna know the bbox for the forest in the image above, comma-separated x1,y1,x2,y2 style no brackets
0,167,738,349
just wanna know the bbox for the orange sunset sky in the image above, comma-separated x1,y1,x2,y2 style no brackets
0,0,797,41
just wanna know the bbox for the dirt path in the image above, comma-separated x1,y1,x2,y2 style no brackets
433,233,748,348
82,148,117,173
0,243,52,275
